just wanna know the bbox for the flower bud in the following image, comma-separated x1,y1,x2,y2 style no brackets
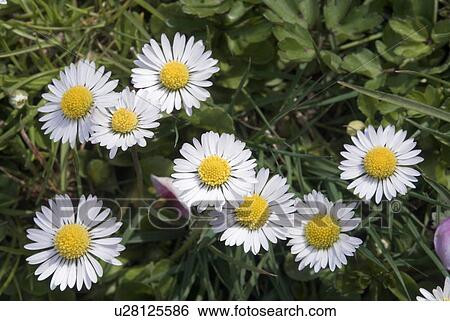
434,217,450,270
9,89,28,109
151,175,189,218
346,120,365,136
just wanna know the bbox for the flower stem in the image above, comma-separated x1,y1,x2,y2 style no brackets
131,149,144,198
73,148,82,196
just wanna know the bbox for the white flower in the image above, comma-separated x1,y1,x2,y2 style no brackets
172,131,257,212
287,190,362,273
131,33,219,116
0,0,6,5
417,277,450,301
339,125,423,204
25,194,124,291
210,168,296,255
39,60,118,148
90,87,161,158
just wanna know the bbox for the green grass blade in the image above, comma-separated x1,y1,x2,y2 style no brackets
367,227,411,300
338,81,450,123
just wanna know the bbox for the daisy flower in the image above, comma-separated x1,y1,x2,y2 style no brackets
210,168,296,255
25,194,124,291
131,33,219,116
287,190,362,272
339,125,423,204
90,87,161,158
39,60,118,148
172,131,257,212
417,277,450,301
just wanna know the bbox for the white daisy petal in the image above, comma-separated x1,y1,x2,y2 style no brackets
90,87,161,158
131,33,219,116
417,277,450,301
340,126,423,203
287,191,362,273
210,168,295,254
40,60,119,147
173,132,256,212
24,194,124,291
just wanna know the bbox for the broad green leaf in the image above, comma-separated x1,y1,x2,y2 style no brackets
150,3,204,36
298,0,319,28
392,0,435,23
273,24,315,63
140,155,173,179
225,1,251,25
187,105,235,133
375,40,403,65
180,0,232,18
341,49,383,78
324,1,382,42
389,17,429,42
227,17,272,48
393,42,432,58
87,159,112,186
323,0,352,29
432,19,450,44
262,0,304,26
338,81,450,123
320,50,343,73
334,5,383,40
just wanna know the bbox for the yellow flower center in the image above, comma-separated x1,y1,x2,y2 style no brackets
305,214,340,249
60,86,93,119
198,155,231,187
54,224,90,260
235,194,270,230
364,146,397,179
160,61,189,90
111,108,138,134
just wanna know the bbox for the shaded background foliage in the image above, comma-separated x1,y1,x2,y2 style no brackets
0,0,449,300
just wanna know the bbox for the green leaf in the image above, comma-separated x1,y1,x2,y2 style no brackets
225,1,251,25
375,40,403,65
323,0,352,29
341,49,383,78
298,0,320,28
320,50,343,73
393,42,432,58
187,105,235,133
324,1,382,41
432,19,450,44
140,155,173,179
338,81,450,123
273,24,315,63
389,17,429,42
263,0,304,26
150,3,204,36
180,0,232,18
87,159,112,186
